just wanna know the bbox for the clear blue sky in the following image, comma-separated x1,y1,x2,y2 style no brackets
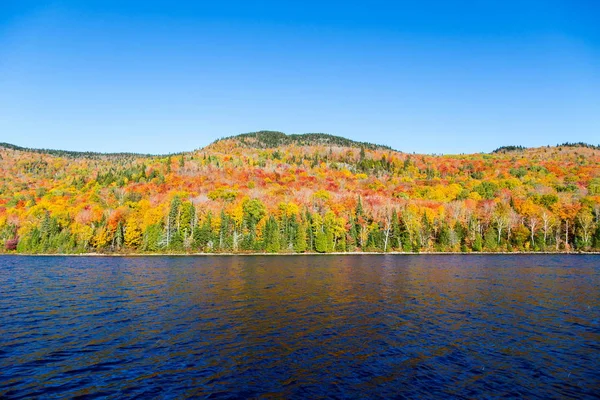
1,1,598,154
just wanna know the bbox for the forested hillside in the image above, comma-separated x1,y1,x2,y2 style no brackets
1,132,599,253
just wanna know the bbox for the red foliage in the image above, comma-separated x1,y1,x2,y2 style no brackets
5,237,18,251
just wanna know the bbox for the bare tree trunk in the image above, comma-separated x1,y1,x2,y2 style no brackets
565,220,569,251
529,218,538,247
578,214,593,249
541,212,551,246
166,215,171,247
383,213,391,252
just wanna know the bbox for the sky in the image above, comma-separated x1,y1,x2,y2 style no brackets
0,0,599,154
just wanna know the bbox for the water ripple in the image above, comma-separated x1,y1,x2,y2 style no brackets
1,255,599,398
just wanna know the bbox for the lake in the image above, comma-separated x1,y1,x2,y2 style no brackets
1,255,599,399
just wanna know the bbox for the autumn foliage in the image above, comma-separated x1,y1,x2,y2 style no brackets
1,132,599,253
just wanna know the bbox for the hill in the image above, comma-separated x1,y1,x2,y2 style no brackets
0,133,599,254
209,131,393,151
0,142,157,159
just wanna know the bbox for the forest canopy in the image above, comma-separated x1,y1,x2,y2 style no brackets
1,132,599,254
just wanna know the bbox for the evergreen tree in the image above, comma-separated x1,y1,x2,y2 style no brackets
325,226,335,252
348,214,358,250
143,224,162,251
179,202,195,238
473,233,483,252
264,216,281,253
193,213,213,251
218,210,233,251
242,199,266,250
593,224,600,249
390,209,401,250
114,221,124,250
294,220,307,252
438,224,451,251
287,215,299,251
166,196,181,247
305,210,315,251
315,230,328,253
483,228,497,251
355,196,364,217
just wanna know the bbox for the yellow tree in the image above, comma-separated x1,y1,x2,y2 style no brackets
577,208,595,249
519,199,541,248
124,209,143,249
553,201,581,250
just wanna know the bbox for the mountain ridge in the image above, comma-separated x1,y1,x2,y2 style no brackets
2,132,600,158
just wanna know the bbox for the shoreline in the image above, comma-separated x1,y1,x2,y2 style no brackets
1,251,600,257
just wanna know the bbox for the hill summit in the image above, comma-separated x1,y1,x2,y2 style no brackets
210,131,393,151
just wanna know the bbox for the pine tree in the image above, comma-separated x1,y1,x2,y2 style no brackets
114,221,124,250
438,224,451,251
179,202,195,239
390,208,401,250
193,213,213,251
315,230,328,253
166,196,181,247
242,199,266,250
264,216,281,253
325,226,334,252
288,215,299,251
473,233,483,252
219,210,233,251
348,214,358,250
594,224,600,249
294,220,307,252
355,196,364,217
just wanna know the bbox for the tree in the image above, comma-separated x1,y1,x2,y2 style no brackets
143,223,162,251
381,209,393,252
242,199,266,250
520,200,541,248
554,202,581,250
438,224,451,251
315,230,328,253
193,213,213,251
492,205,509,246
124,214,142,249
294,220,307,252
5,237,18,251
577,209,595,250
390,208,402,250
540,209,555,248
264,216,281,253
593,223,600,249
165,196,182,248
114,221,124,250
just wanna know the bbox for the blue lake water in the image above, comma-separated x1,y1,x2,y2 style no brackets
1,255,599,399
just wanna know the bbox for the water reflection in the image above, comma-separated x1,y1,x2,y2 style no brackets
1,255,599,398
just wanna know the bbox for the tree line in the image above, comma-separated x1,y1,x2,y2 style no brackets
7,195,600,254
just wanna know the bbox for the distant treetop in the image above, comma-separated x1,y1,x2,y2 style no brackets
492,142,600,154
491,145,527,154
213,131,394,151
0,142,171,159
557,142,600,150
